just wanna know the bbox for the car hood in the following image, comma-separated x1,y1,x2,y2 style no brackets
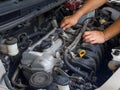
0,0,66,31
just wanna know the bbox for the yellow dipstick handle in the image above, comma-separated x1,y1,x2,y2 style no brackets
100,19,106,24
79,50,86,58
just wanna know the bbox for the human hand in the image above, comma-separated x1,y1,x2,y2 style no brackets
83,31,105,44
60,15,79,30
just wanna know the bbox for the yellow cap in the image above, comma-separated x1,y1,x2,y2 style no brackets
100,19,106,24
79,50,86,58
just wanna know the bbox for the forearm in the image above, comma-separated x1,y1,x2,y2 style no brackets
103,17,120,41
73,0,107,20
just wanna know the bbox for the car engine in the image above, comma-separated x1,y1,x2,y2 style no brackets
0,0,120,90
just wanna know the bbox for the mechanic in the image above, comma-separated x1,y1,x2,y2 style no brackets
61,0,120,44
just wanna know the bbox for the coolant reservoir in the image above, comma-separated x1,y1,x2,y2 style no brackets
108,48,120,71
111,49,120,61
5,37,19,56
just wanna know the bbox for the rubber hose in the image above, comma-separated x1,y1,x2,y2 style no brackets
63,51,89,80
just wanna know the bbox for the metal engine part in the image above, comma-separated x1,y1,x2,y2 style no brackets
29,71,53,88
21,28,63,88
21,51,57,73
20,22,106,89
21,32,63,71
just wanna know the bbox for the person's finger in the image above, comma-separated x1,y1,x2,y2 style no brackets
60,21,68,28
89,40,97,44
60,16,69,28
84,36,96,43
83,31,91,38
83,35,92,41
62,23,72,30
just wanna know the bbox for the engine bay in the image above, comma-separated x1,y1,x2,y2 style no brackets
0,0,120,90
